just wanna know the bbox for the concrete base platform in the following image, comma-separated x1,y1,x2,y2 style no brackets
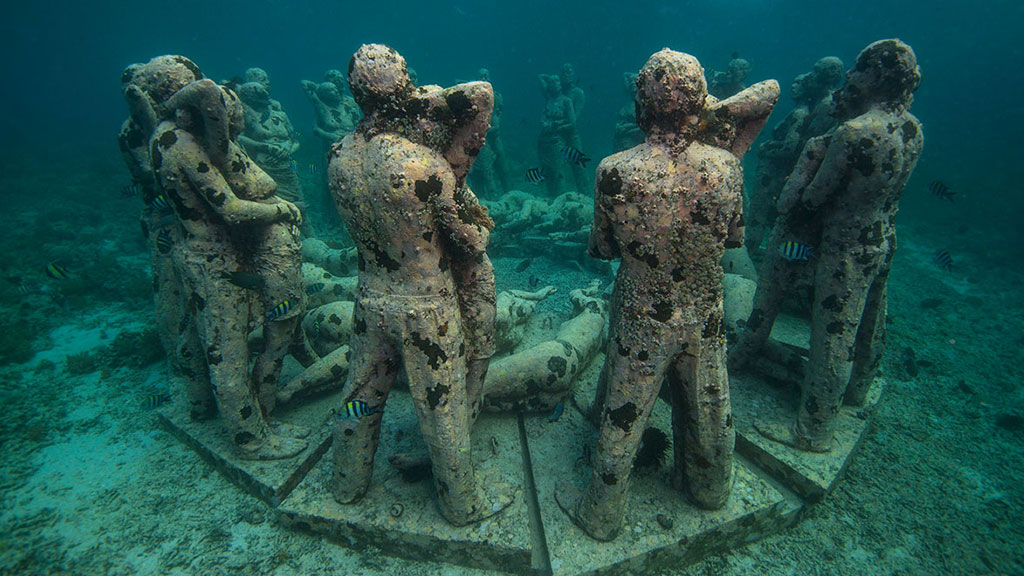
731,373,882,501
732,313,882,500
276,389,535,574
157,378,341,506
525,398,802,576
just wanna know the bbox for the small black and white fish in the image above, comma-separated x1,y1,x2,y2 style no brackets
224,271,266,291
935,249,953,271
338,400,378,420
780,241,813,262
525,168,545,183
305,282,325,295
528,274,540,288
561,146,590,167
515,259,533,273
309,163,320,175
156,229,173,254
311,318,321,340
142,392,172,409
45,262,70,280
548,401,565,423
150,194,172,212
290,159,299,172
266,299,294,322
121,183,140,198
929,180,955,202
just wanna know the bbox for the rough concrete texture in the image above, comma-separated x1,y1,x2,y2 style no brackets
157,376,340,506
277,390,534,574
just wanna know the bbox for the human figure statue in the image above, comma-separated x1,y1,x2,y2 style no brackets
467,68,510,199
328,44,512,526
556,48,778,541
560,63,589,194
150,73,307,460
747,57,844,254
730,39,923,452
537,74,582,197
235,69,304,208
118,55,212,419
612,72,644,152
301,72,359,151
709,57,752,99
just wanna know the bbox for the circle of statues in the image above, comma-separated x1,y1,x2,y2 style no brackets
119,38,922,539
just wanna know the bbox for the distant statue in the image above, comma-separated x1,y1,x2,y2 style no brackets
556,48,779,541
730,39,923,452
612,72,644,152
709,57,751,99
746,56,844,253
301,70,360,150
151,72,306,460
467,68,510,199
537,68,587,197
235,68,304,208
328,44,512,526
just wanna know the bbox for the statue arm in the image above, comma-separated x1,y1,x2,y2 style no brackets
794,126,852,211
588,168,620,259
434,164,490,254
183,156,300,226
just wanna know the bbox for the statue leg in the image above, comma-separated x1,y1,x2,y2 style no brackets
670,309,733,509
452,253,496,429
729,242,790,371
331,299,396,504
560,319,667,541
400,299,511,526
846,250,892,406
799,255,870,451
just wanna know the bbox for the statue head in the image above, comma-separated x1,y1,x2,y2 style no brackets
236,81,271,109
317,82,342,106
835,39,920,118
727,58,751,82
325,69,347,94
477,68,491,82
243,67,270,90
122,55,203,107
348,44,413,114
560,63,578,90
635,48,707,134
539,74,562,99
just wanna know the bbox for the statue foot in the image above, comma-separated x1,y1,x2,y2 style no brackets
457,470,516,526
270,419,311,439
554,481,618,541
388,452,431,471
754,421,831,453
237,433,308,460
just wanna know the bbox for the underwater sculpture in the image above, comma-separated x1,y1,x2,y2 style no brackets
537,72,584,197
730,39,924,452
747,56,844,254
118,56,210,417
467,68,510,199
612,72,645,153
301,70,359,151
236,68,304,208
709,56,752,100
328,44,512,526
149,71,307,459
556,48,779,541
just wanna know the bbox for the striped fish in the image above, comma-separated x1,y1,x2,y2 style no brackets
143,392,172,409
311,318,321,340
121,183,140,198
780,241,813,262
305,282,325,295
150,194,172,212
929,180,955,202
290,159,299,172
156,229,173,254
561,146,590,167
45,262,70,279
525,168,545,183
934,249,953,271
309,163,319,175
338,400,377,420
266,300,294,322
